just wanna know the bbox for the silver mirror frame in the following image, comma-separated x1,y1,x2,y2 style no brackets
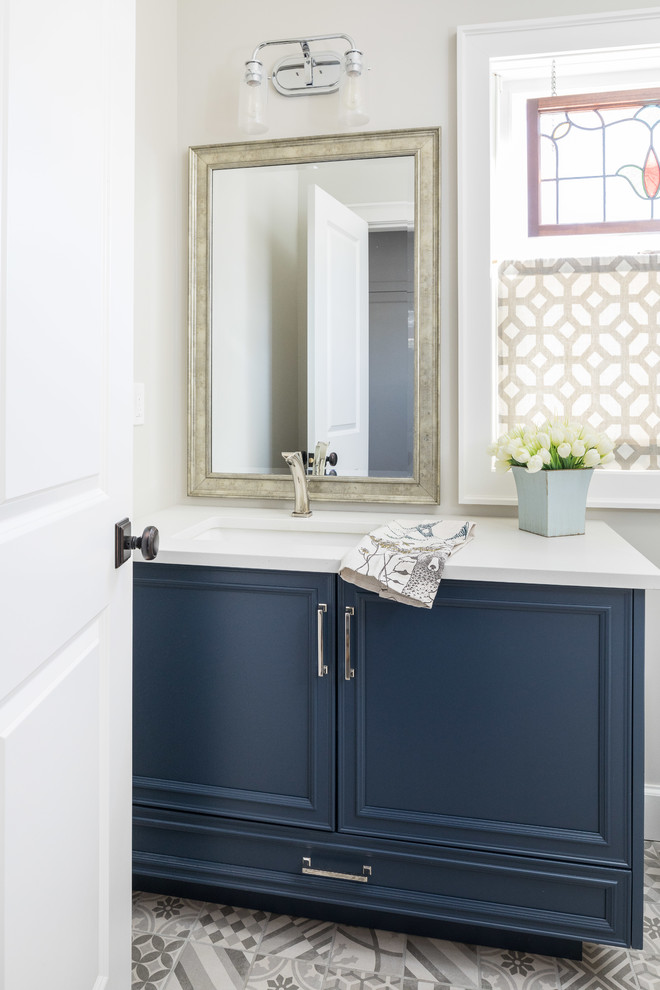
188,127,440,503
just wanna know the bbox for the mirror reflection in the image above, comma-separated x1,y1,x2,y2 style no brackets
211,156,415,478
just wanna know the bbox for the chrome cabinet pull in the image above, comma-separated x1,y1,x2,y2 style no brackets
344,606,355,680
302,857,371,882
317,604,328,677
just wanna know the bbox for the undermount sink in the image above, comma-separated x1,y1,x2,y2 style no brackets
193,525,357,552
170,514,368,564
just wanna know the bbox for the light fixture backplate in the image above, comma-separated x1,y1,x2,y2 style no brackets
271,51,341,96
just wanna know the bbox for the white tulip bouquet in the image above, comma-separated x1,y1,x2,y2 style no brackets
489,420,616,474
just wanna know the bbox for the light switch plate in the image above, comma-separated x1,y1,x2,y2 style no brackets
134,382,145,425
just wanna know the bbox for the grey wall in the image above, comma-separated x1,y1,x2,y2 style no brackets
368,230,414,477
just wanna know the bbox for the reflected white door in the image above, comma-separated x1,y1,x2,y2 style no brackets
307,185,369,476
0,1,135,988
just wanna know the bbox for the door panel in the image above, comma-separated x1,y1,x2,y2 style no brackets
1,495,113,698
339,580,634,866
134,565,336,830
308,185,369,475
0,0,135,986
1,631,103,987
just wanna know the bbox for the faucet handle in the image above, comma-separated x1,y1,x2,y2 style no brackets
312,440,329,477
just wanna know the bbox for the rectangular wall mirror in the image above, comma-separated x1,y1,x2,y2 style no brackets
189,127,440,503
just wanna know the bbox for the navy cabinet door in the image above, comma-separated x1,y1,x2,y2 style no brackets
338,579,641,867
134,564,336,830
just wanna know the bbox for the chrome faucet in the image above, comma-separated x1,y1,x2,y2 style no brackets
281,451,311,517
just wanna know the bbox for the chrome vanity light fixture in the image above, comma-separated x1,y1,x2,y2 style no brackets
239,33,369,134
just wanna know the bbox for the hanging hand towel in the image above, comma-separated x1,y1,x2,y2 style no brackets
339,519,476,608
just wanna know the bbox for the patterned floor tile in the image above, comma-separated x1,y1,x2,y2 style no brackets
631,952,660,990
642,900,660,958
480,948,560,990
191,903,269,951
165,943,252,990
259,915,336,961
132,932,186,990
404,937,479,988
247,952,326,990
330,926,406,977
132,891,204,937
557,943,637,990
646,845,660,906
327,969,403,990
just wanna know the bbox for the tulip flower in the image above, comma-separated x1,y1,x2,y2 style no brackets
488,419,617,473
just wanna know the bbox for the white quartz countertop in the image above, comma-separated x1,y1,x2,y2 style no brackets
135,505,660,589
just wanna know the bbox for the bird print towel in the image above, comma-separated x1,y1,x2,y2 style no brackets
339,519,476,608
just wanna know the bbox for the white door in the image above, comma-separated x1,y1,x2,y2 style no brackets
0,1,135,988
307,185,369,476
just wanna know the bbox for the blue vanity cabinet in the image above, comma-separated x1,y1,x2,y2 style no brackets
133,563,336,830
133,564,644,955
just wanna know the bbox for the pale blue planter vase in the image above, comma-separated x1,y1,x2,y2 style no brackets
511,466,594,537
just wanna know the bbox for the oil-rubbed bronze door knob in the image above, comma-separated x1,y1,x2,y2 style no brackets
115,519,159,567
131,525,159,560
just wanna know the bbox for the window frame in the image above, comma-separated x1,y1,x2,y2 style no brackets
528,87,660,236
458,11,660,509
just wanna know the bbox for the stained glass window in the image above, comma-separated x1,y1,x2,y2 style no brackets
528,88,660,235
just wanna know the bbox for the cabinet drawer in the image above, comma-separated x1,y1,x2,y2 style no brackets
134,808,632,947
295,843,630,946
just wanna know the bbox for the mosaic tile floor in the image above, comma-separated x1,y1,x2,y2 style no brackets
132,840,660,990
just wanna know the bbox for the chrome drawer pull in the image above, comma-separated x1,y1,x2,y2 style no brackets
302,857,371,882
344,606,355,680
317,604,328,677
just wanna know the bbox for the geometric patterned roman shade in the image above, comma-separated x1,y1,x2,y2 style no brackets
498,256,660,470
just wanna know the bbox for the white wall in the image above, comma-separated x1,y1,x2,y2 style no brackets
134,0,182,514
134,0,660,834
211,166,300,473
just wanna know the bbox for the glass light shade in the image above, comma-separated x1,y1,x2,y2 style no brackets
239,62,268,134
338,51,369,127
